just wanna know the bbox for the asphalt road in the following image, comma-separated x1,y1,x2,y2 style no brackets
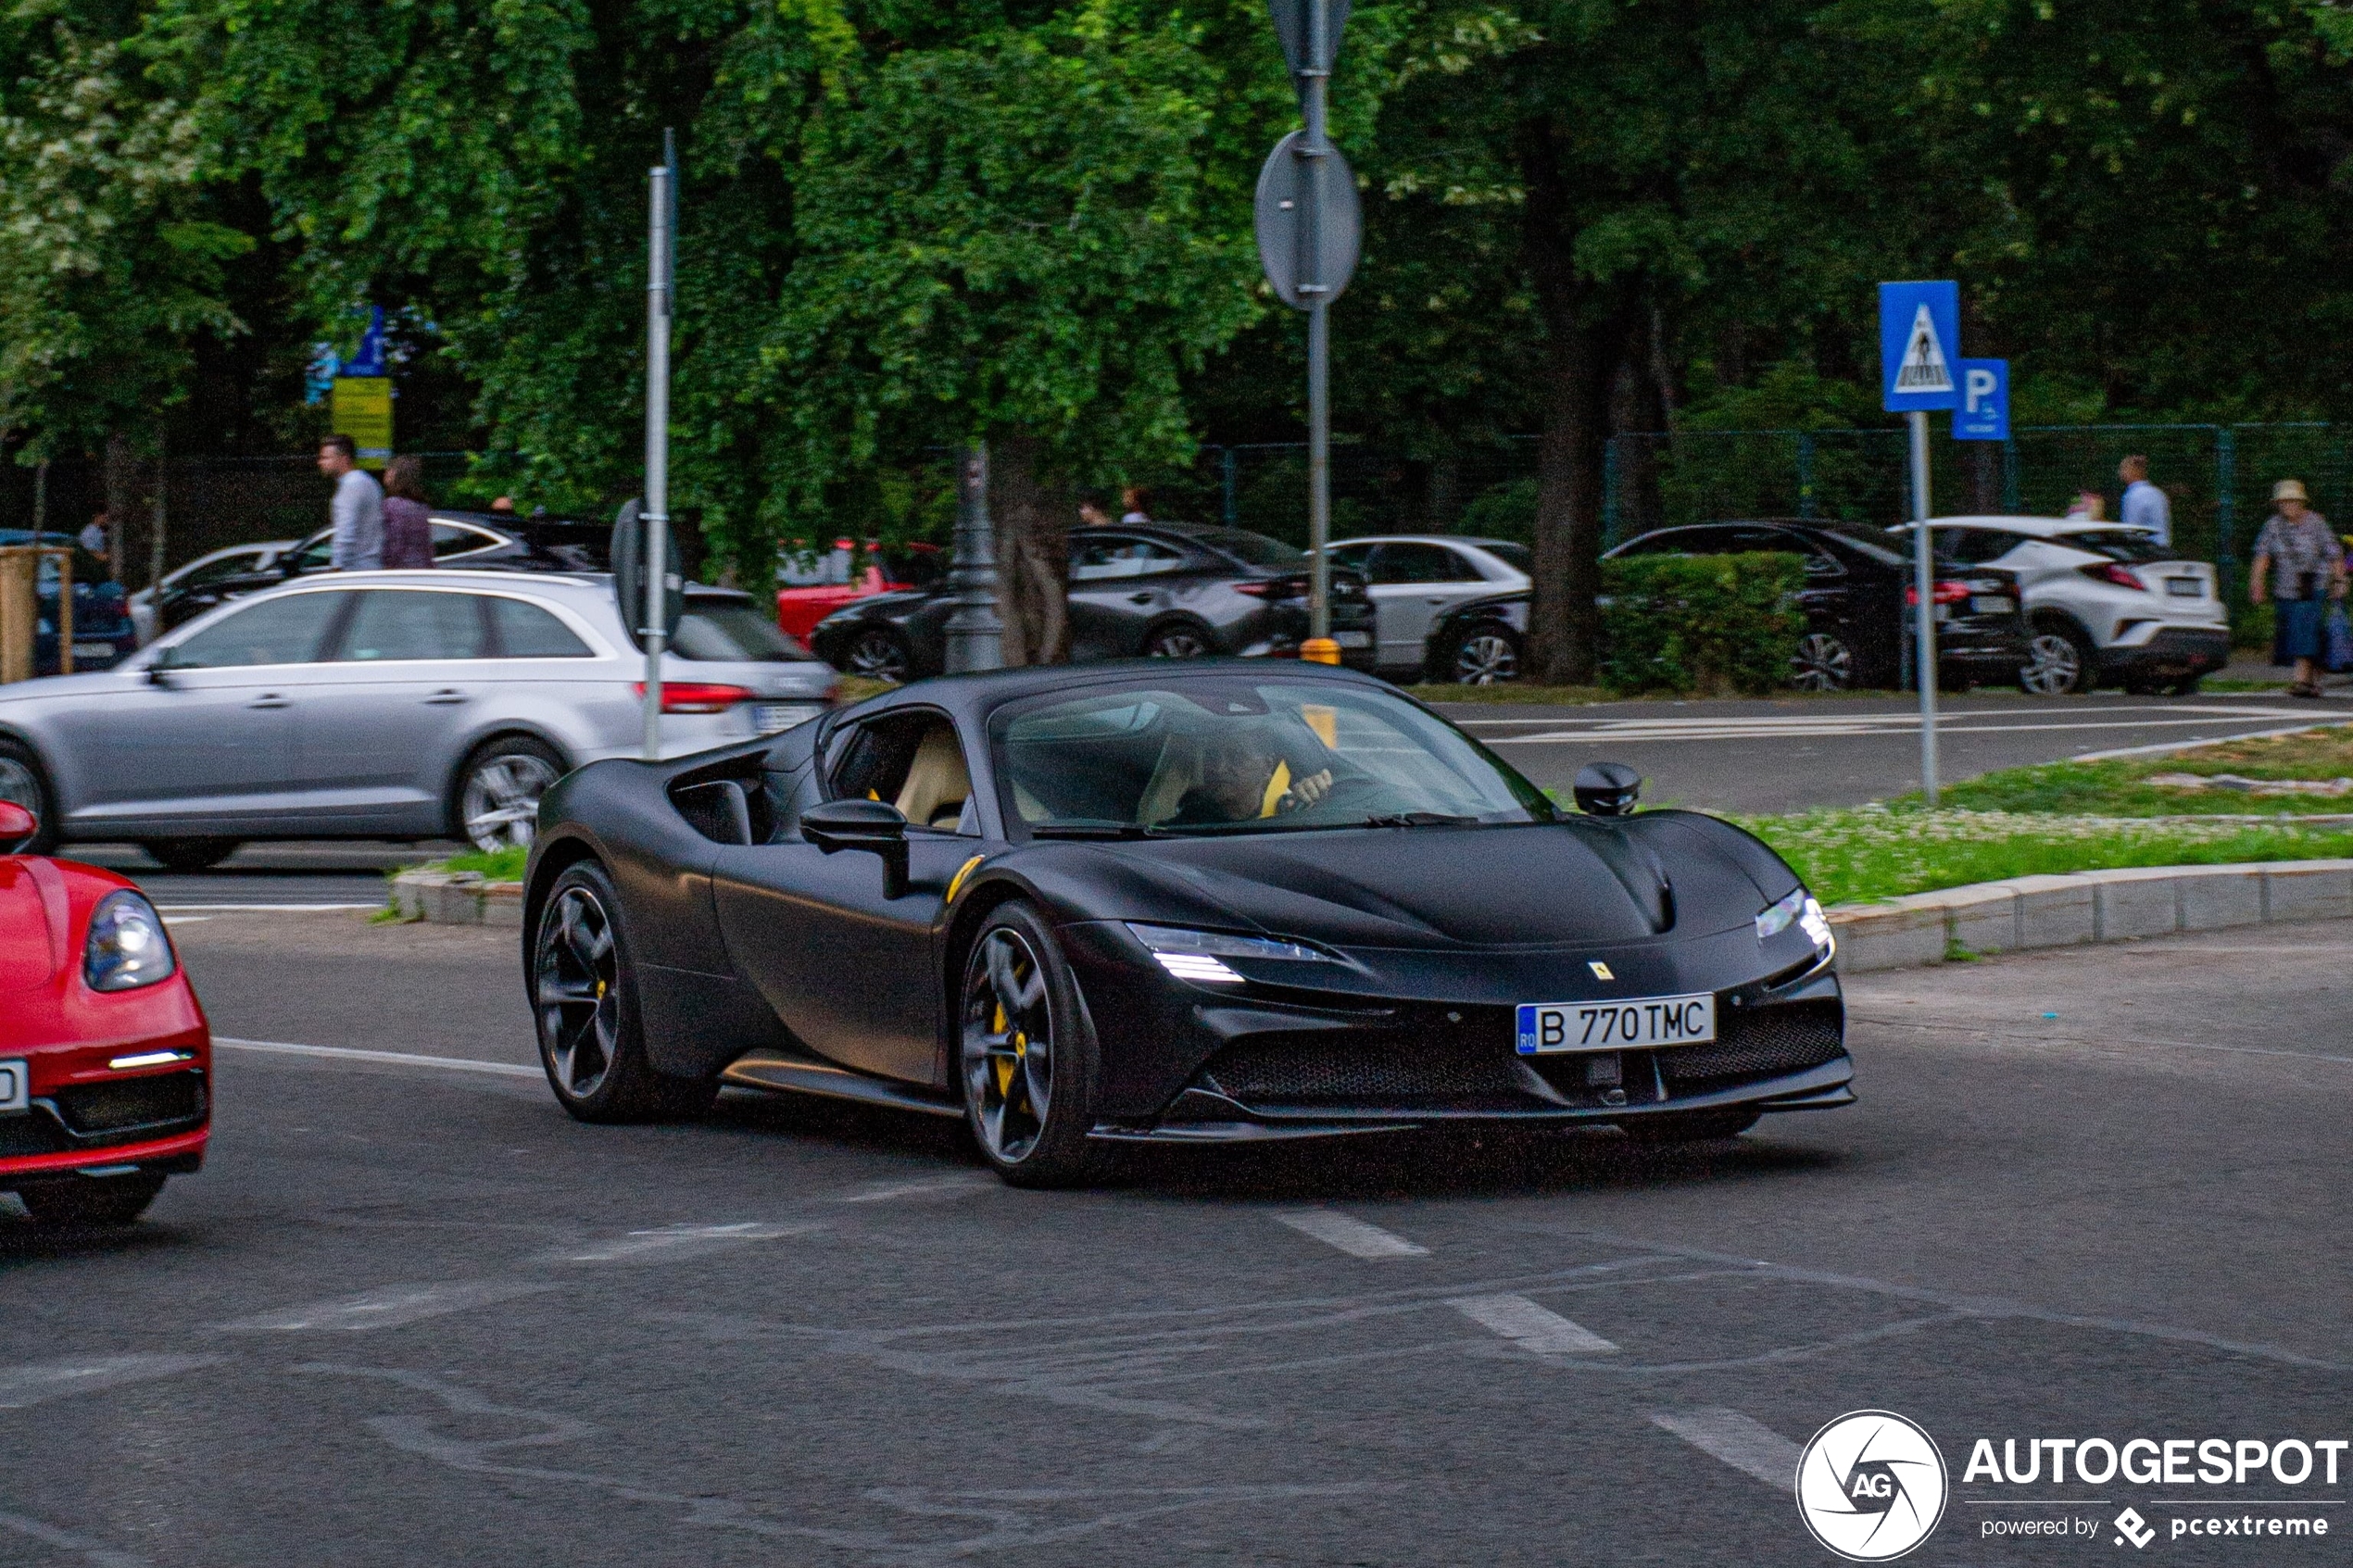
3,912,2345,1565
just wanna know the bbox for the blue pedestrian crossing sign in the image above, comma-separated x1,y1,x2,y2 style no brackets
1953,358,2008,442
1879,281,1960,412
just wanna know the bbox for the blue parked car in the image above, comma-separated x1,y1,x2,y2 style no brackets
0,533,136,675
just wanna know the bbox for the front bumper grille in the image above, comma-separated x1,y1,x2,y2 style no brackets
1657,1003,1844,1089
0,1071,208,1157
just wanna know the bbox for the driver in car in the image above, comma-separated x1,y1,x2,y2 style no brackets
1170,728,1336,824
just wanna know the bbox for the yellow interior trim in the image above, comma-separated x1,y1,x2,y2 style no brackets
1301,704,1338,748
1258,759,1292,818
946,854,985,904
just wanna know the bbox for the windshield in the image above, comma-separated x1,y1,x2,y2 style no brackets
995,679,1554,836
1483,542,1534,572
672,601,807,661
1191,528,1306,571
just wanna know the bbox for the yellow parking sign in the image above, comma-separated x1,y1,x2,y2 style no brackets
332,376,394,470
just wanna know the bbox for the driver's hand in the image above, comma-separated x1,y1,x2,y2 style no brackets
1282,768,1335,809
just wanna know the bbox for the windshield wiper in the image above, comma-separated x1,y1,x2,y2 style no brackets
1028,822,1163,840
1361,811,1478,828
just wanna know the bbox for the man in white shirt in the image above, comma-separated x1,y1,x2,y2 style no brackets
318,433,384,570
2119,454,2170,547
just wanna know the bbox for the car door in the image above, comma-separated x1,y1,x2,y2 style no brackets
61,589,354,831
1066,533,1189,659
710,709,983,1085
1363,542,1491,672
293,587,498,832
1719,526,1856,647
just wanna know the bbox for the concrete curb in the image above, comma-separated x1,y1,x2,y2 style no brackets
389,870,525,928
1827,859,2353,972
388,858,2353,971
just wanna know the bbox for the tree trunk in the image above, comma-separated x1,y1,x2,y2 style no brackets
103,431,137,576
989,435,1067,667
1518,117,1633,686
147,433,169,591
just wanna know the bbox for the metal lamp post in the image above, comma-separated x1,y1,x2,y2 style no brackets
943,445,1004,673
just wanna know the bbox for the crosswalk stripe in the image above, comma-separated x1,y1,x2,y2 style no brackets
1446,1292,1617,1353
1649,1407,1805,1488
1272,1210,1429,1259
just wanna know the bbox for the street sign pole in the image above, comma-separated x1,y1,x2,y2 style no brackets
641,155,673,760
1303,0,1331,644
1908,410,1939,805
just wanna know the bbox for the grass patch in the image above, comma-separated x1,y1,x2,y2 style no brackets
1738,803,2353,905
1921,723,2353,817
437,845,529,882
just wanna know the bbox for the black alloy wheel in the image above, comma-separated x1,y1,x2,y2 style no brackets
1789,632,1856,692
531,862,717,1123
16,1173,168,1226
1142,621,1214,659
958,902,1108,1187
2019,621,2095,696
844,626,912,684
0,738,59,855
1448,625,1522,685
1617,1110,1762,1143
142,839,241,873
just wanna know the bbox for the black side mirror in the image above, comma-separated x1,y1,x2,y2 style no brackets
1574,761,1642,817
145,649,177,686
800,797,910,897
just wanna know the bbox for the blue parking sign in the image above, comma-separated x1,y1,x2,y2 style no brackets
1879,281,1960,412
1953,358,2008,442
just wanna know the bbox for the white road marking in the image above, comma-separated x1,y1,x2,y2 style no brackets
0,1352,224,1410
150,903,384,912
837,1174,995,1204
1485,712,2316,746
214,1036,541,1079
1272,1210,1429,1259
560,1222,819,1262
1445,1293,1617,1353
0,1509,149,1568
1649,1407,1805,1487
157,915,213,926
2073,721,2333,760
216,1279,554,1333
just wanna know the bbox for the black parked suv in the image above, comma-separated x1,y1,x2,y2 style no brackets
154,510,610,633
810,523,1378,682
1423,520,2033,690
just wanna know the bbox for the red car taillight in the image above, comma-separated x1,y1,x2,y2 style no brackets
1903,581,1974,607
2078,561,2146,590
634,682,752,713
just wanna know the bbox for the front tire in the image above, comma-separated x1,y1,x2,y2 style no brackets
958,902,1110,1187
456,735,565,853
0,737,60,855
142,839,241,873
2019,621,2095,696
1789,632,1856,692
17,1173,167,1226
530,862,718,1123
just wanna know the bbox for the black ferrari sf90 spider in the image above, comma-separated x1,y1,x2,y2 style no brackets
522,662,1850,1185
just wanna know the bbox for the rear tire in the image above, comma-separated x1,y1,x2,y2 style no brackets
142,839,240,873
530,861,719,1123
455,735,565,854
1789,633,1856,692
1441,624,1522,685
0,737,59,855
841,626,912,684
958,902,1111,1188
1141,621,1215,659
1617,1110,1762,1144
17,1173,168,1226
2019,621,2095,696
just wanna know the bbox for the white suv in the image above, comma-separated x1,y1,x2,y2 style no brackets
1891,517,2230,696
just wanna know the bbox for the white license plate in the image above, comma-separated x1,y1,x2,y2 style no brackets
1516,993,1716,1054
1331,631,1372,648
752,703,822,734
0,1059,25,1114
2165,577,2203,597
1970,596,2013,615
71,642,115,659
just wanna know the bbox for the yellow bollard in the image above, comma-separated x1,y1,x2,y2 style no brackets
1300,637,1341,666
0,548,34,684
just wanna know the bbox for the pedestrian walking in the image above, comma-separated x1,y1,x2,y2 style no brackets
2119,455,2171,546
1119,485,1151,524
381,456,434,569
76,511,111,577
2064,489,2105,521
2249,479,2344,698
317,434,384,571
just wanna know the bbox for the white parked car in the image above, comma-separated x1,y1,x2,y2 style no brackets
1321,535,1531,677
1890,517,2230,696
128,539,297,645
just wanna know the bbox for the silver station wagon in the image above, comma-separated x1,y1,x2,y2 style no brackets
0,570,837,866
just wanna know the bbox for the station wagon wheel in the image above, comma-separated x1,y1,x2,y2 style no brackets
844,627,912,684
1450,627,1520,685
1142,621,1214,659
530,862,717,1123
0,740,58,854
1790,633,1856,692
458,736,564,853
958,903,1108,1187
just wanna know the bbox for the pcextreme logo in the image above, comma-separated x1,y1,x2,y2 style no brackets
1795,1410,1950,1562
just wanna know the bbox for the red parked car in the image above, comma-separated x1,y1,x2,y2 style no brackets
0,799,209,1225
776,539,943,643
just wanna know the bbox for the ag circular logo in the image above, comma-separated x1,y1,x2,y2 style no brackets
1794,1410,1948,1561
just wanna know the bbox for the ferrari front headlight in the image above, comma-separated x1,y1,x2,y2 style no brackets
84,890,177,992
1126,923,1337,984
1756,887,1832,951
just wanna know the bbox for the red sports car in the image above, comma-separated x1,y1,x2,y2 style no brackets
0,799,208,1225
776,540,943,643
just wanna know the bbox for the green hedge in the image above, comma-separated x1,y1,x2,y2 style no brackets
1599,551,1807,696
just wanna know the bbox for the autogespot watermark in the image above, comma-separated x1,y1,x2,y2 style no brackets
1792,1412,2346,1557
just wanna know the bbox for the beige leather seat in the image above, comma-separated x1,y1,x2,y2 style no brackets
894,724,972,829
